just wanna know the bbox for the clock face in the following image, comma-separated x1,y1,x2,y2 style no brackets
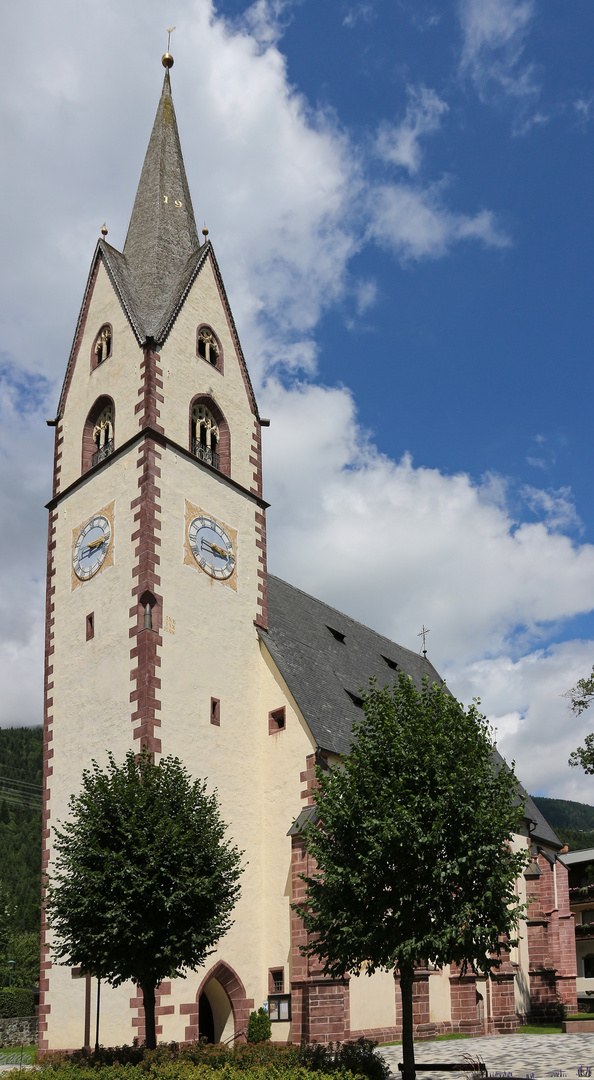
188,515,236,580
72,514,112,581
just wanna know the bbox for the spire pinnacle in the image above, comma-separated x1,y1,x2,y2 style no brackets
123,65,199,336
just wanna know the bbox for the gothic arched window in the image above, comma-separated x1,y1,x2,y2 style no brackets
92,325,113,370
197,326,223,374
189,396,230,476
82,396,115,473
191,404,220,468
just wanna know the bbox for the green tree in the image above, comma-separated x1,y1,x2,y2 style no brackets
566,665,594,773
45,747,243,1049
296,675,528,1080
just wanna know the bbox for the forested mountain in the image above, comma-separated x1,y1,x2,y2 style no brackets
0,727,42,986
532,795,594,850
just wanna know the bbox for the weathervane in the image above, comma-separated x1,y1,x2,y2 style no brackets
417,624,431,657
162,26,176,69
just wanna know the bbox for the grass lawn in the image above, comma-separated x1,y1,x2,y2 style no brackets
517,1024,563,1034
379,1034,473,1046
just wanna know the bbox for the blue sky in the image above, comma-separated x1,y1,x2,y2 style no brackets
1,0,594,801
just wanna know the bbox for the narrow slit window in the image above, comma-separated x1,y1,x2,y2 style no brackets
268,707,286,734
345,689,363,708
86,613,94,641
382,655,398,670
211,698,220,726
327,626,345,643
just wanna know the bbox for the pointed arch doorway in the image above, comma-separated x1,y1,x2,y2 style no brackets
184,962,254,1044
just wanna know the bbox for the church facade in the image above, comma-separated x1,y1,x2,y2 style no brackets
40,61,576,1053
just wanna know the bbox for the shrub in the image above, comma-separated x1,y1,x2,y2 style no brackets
246,1007,271,1043
0,987,36,1018
299,1039,389,1080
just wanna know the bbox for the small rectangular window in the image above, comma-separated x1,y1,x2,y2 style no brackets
211,698,220,726
269,968,284,993
268,993,291,1022
268,707,286,734
86,613,94,641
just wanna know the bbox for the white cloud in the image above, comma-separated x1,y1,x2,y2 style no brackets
449,642,594,800
522,485,582,533
367,183,510,260
261,379,594,798
1,0,589,809
343,2,376,30
574,95,594,128
376,85,449,175
458,0,540,117
0,363,52,727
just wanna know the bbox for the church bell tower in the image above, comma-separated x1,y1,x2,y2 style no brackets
41,55,270,1050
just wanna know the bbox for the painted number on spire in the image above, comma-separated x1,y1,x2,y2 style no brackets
163,196,183,207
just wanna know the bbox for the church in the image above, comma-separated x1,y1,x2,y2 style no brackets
40,56,577,1052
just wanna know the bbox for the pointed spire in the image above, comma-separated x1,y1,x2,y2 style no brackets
123,69,200,337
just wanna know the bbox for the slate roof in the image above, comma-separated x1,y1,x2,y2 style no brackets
262,574,443,758
491,749,562,849
123,71,200,337
264,575,563,850
56,71,261,421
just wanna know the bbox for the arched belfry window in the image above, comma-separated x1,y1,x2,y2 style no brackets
197,326,223,374
189,396,230,476
92,325,112,370
82,396,115,473
192,404,220,468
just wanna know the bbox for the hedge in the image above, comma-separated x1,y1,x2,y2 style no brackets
0,988,36,1018
38,1039,390,1080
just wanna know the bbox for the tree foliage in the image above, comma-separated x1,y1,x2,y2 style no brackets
0,726,42,935
246,1007,272,1043
46,747,243,1048
296,675,528,1080
566,666,594,718
566,665,594,773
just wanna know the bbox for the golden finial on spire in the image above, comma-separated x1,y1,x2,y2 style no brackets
162,26,176,68
101,223,108,238
202,227,209,242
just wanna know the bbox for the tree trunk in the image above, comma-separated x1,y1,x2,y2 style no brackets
399,963,416,1080
140,981,157,1050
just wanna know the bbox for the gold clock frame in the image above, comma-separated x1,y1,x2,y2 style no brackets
71,501,115,590
184,499,238,591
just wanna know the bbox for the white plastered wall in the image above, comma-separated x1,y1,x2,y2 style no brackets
115,445,317,1044
46,449,140,1049
159,256,256,493
349,968,396,1032
512,832,531,1017
58,262,142,492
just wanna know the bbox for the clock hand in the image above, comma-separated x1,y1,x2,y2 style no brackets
201,539,229,559
86,534,107,550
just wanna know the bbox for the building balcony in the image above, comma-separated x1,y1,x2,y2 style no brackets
575,924,594,939
192,439,219,470
92,439,114,468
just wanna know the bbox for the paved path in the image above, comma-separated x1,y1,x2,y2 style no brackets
380,1034,594,1080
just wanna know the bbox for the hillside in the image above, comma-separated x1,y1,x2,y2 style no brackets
0,727,42,934
532,795,594,851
